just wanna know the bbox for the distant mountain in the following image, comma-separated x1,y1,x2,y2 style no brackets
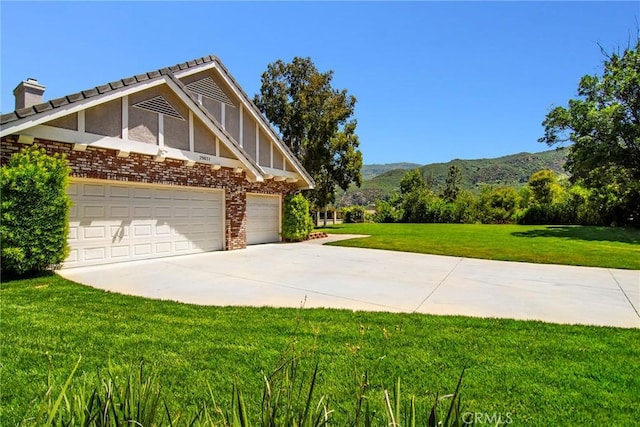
337,148,568,207
362,162,422,180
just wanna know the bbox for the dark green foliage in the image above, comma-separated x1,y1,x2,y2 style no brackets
400,189,431,223
394,168,522,225
476,186,520,224
1,145,71,275
399,168,426,195
282,193,313,242
254,57,363,209
540,39,640,226
342,205,366,223
337,148,568,207
451,190,478,223
379,167,637,226
575,165,640,226
516,170,602,225
527,169,556,206
373,198,401,223
442,164,462,202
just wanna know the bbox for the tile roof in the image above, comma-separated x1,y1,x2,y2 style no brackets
0,55,219,126
0,55,315,187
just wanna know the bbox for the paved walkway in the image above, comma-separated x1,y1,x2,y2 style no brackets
59,235,640,328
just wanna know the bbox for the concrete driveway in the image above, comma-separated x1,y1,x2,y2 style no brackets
59,235,640,328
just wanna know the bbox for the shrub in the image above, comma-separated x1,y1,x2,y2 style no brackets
1,145,71,276
282,193,313,242
343,206,366,223
515,204,547,225
477,186,519,224
400,189,431,223
373,199,401,223
452,190,478,223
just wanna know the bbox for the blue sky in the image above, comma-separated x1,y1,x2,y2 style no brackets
1,1,637,165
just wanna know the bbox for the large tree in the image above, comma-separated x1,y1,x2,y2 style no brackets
442,164,462,202
254,57,363,208
539,38,640,225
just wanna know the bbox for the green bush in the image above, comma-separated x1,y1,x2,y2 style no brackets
342,205,366,223
400,189,432,223
476,186,519,224
451,190,478,223
373,199,401,223
282,193,313,242
1,145,72,276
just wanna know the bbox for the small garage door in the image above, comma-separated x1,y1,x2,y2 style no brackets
65,180,223,268
246,194,280,245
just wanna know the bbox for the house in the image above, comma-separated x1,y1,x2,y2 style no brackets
0,56,314,268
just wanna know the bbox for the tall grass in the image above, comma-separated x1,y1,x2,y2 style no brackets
22,356,475,427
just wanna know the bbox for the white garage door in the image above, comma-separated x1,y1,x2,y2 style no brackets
246,194,280,245
65,180,223,268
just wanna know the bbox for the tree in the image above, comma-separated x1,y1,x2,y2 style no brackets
518,169,571,225
527,169,558,207
254,57,363,209
442,164,462,202
539,38,640,225
399,169,425,195
477,186,519,224
1,145,71,275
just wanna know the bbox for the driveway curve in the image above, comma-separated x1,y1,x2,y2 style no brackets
59,235,640,328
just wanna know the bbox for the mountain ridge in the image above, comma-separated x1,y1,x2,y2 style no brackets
362,162,422,180
339,147,569,207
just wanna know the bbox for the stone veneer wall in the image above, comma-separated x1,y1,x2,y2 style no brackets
1,137,298,250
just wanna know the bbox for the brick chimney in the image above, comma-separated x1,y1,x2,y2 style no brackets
13,78,46,109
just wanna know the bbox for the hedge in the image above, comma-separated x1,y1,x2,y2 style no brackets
1,145,72,275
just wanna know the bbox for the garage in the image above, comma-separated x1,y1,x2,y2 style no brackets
65,179,224,268
246,194,281,245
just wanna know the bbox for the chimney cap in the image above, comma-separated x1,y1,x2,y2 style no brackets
14,78,46,93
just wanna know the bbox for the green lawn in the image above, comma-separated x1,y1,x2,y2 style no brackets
317,223,640,269
2,274,639,425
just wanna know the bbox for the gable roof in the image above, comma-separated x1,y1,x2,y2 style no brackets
0,55,314,189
